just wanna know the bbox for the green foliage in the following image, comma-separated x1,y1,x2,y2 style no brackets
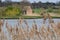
47,8,53,12
0,7,6,17
5,6,13,11
33,8,41,13
47,8,60,14
52,9,60,14
5,6,22,17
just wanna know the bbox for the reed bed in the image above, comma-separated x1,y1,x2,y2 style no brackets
0,19,60,40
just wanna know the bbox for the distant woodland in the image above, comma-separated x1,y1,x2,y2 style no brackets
0,0,60,9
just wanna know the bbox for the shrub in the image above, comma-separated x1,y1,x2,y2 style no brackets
5,6,22,17
47,8,53,12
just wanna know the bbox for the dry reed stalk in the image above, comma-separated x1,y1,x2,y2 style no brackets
0,20,7,40
1,18,60,40
6,24,12,35
29,24,35,39
57,22,60,29
0,26,7,40
41,12,48,24
48,15,54,40
11,25,18,40
32,21,44,40
18,19,28,40
56,22,60,35
24,20,29,31
0,26,2,33
47,27,54,40
0,19,4,27
18,18,27,40
48,23,58,40
30,20,37,40
0,19,4,33
33,20,43,40
33,20,38,31
19,18,24,24
40,26,47,40
0,31,6,40
39,27,44,40
41,12,54,24
19,26,28,40
50,23,58,38
48,14,54,23
24,20,30,40
6,21,15,40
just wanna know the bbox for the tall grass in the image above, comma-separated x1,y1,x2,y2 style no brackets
0,19,60,40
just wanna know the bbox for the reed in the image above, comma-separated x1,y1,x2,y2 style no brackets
0,18,60,40
0,19,7,40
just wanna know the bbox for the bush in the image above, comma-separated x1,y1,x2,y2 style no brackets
33,8,41,13
5,6,22,17
47,8,53,12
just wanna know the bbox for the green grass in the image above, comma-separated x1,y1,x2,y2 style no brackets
0,16,60,19
33,8,41,14
33,8,60,14
46,8,60,14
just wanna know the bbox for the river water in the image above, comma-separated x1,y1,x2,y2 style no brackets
2,18,60,31
3,19,60,27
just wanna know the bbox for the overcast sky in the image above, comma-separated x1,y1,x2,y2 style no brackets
2,0,60,3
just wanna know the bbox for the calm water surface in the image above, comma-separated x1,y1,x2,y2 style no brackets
3,19,60,27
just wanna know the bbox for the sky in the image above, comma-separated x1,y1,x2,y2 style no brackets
2,0,60,3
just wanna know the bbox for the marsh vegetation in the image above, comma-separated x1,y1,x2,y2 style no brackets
0,18,60,40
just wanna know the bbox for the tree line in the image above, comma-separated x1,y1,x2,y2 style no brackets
0,1,60,9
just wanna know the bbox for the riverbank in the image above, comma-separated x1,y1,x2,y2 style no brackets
0,16,60,19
